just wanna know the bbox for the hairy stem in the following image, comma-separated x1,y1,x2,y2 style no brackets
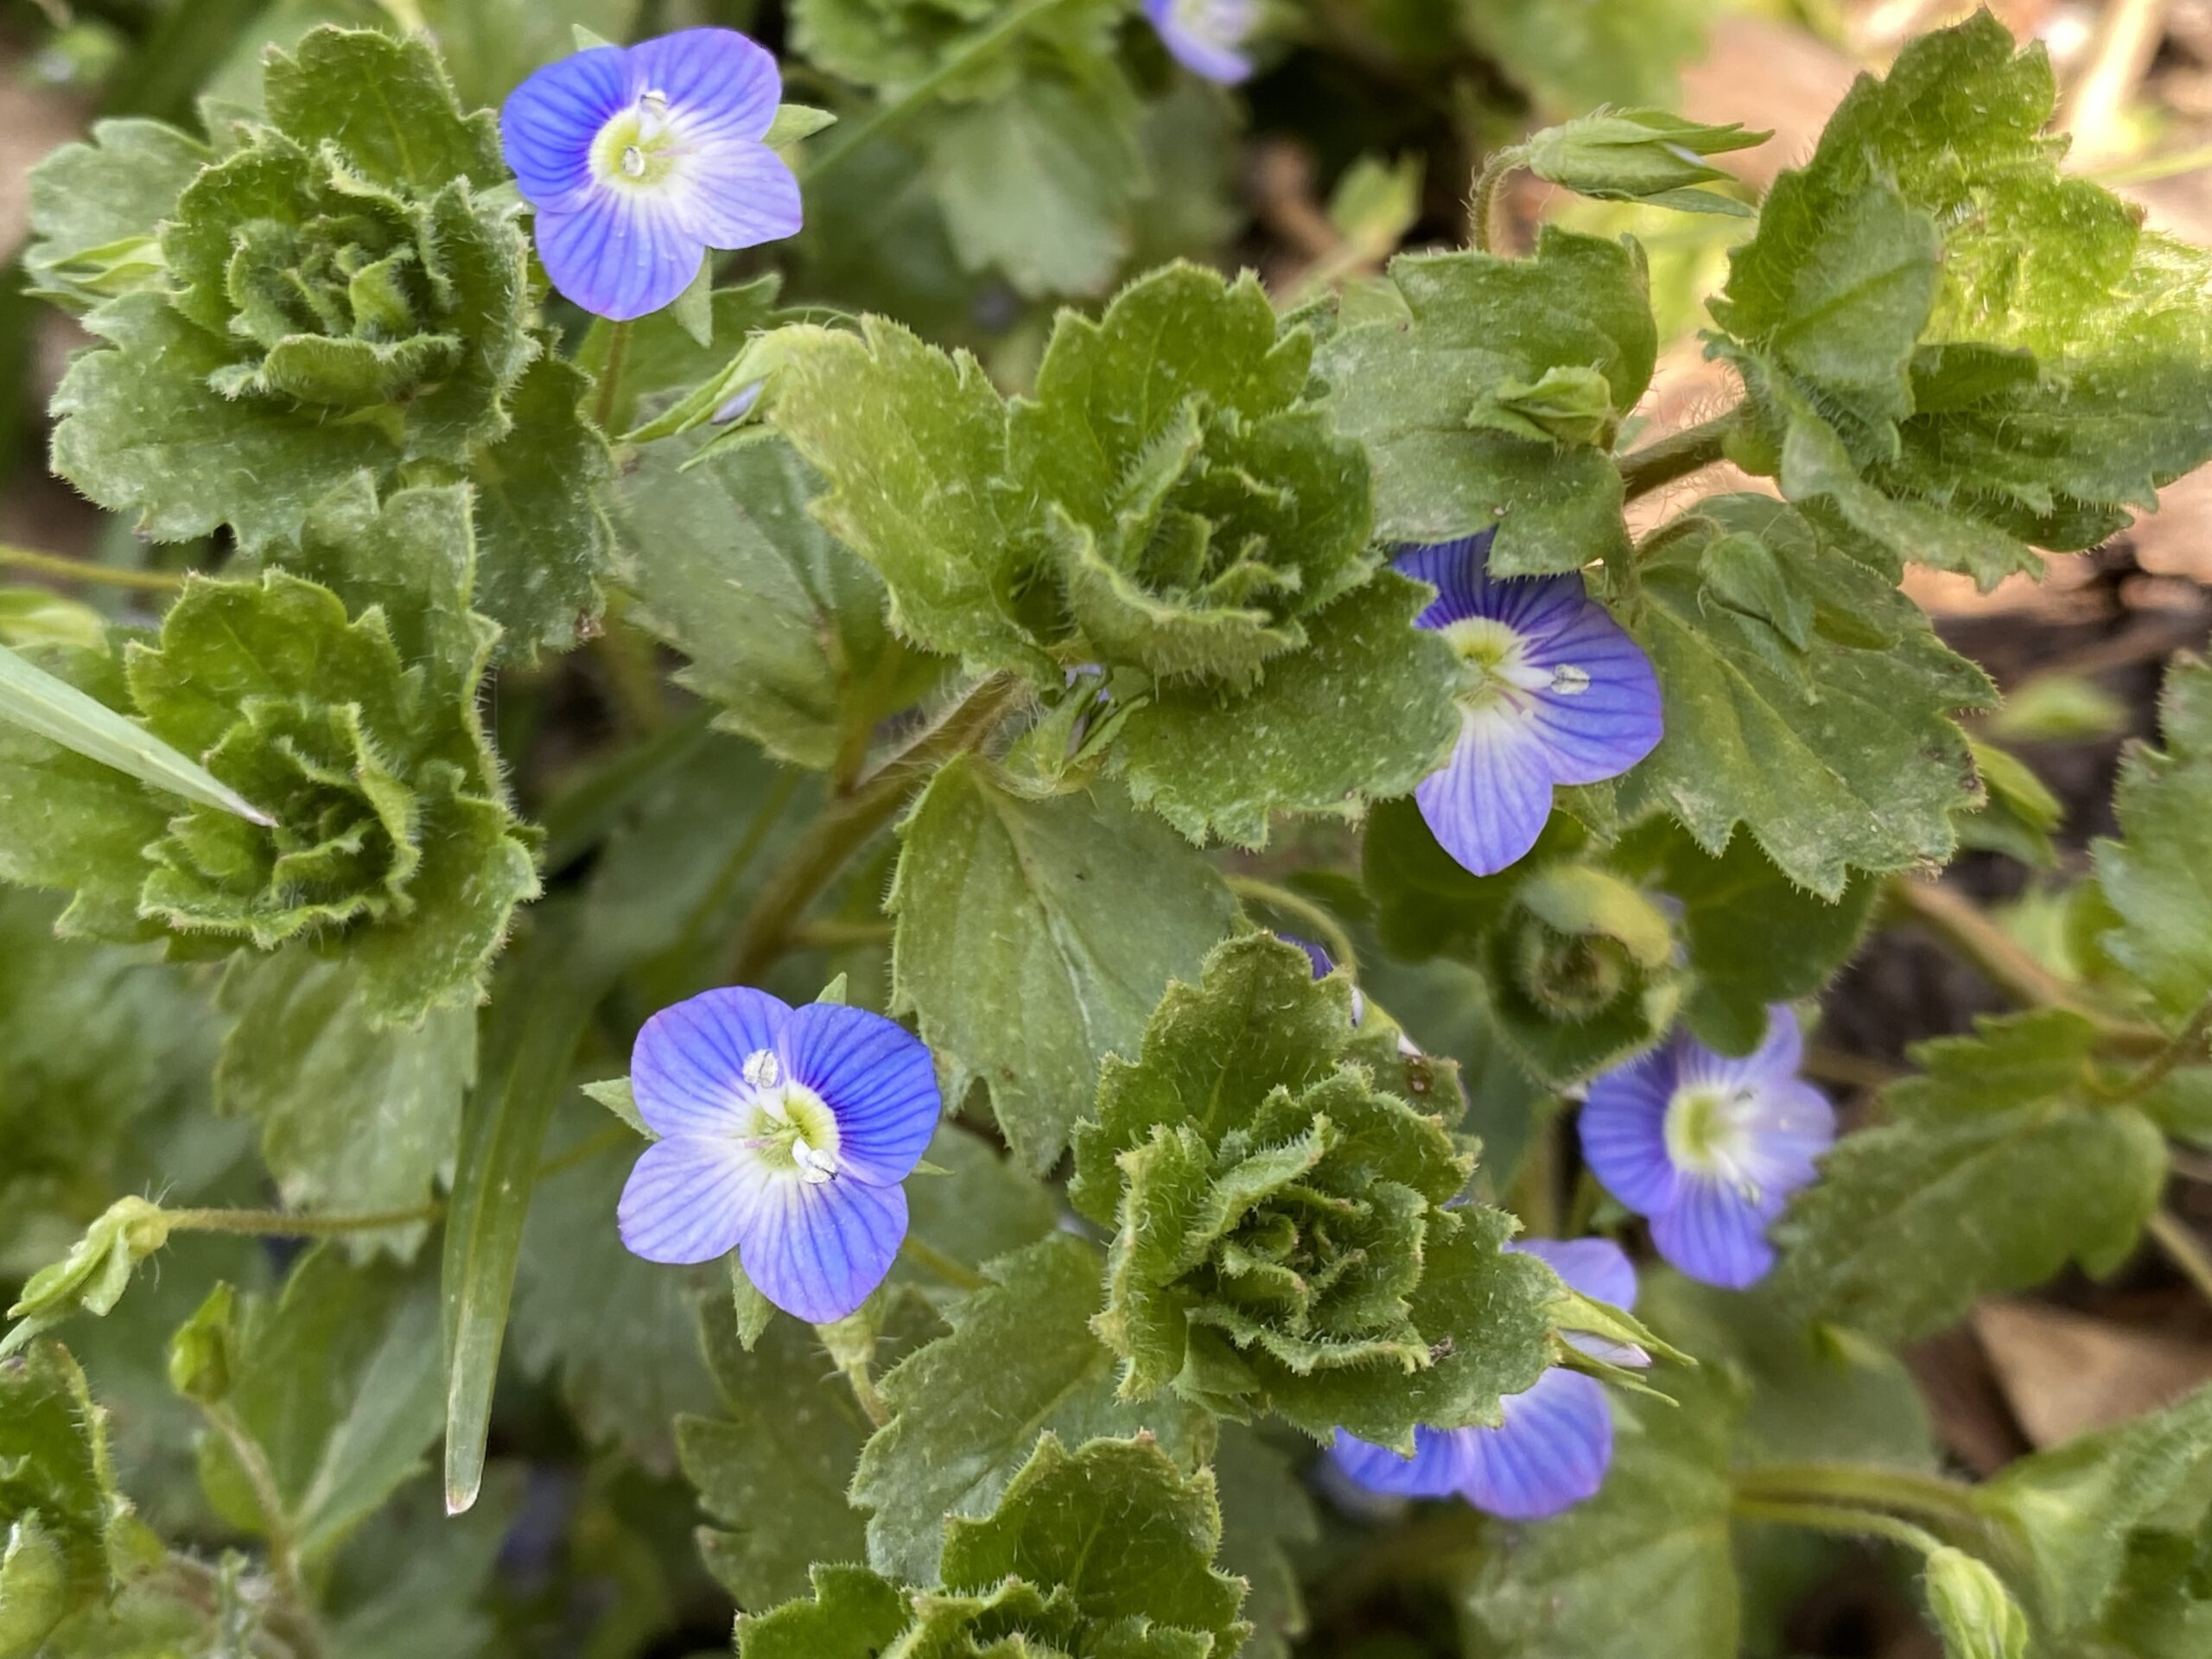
162,1203,442,1237
2105,994,2212,1103
202,1401,325,1659
728,673,1026,982
1618,409,1739,501
1730,1495,1948,1560
898,1233,986,1293
0,544,188,591
591,318,633,433
1224,874,1358,975
2149,1209,2212,1306
1732,1460,1981,1531
1468,147,1522,255
806,0,1074,184
1885,876,2166,1056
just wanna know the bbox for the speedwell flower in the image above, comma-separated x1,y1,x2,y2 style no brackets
1398,531,1662,878
1579,1008,1834,1289
1144,0,1258,84
617,988,940,1322
500,29,802,321
1329,1237,1643,1521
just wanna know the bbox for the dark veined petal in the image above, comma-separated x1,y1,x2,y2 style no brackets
500,44,631,207
1673,1003,1805,1096
665,135,803,251
1649,1173,1778,1289
1511,1236,1637,1313
1516,602,1663,787
625,28,781,142
1328,1426,1478,1500
739,1176,908,1324
1393,532,1584,638
1415,705,1554,876
777,1002,942,1186
535,187,704,321
1143,0,1256,85
631,985,792,1138
1457,1368,1614,1521
1578,1047,1684,1216
618,1135,774,1264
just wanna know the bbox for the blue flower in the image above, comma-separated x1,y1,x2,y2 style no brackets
1144,0,1258,84
616,988,941,1323
1397,532,1662,877
1283,934,1365,1026
500,29,802,321
1579,1008,1834,1289
1328,1238,1643,1521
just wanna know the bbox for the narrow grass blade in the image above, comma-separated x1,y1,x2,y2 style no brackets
0,642,272,824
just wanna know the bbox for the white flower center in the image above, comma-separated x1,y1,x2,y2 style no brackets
738,1048,841,1183
1173,0,1256,48
594,88,684,190
1438,616,1582,717
1663,1083,1764,1202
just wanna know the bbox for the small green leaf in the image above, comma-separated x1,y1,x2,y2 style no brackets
261,28,505,193
1319,229,1656,571
181,1249,442,1567
2096,655,2212,1025
1972,1382,2212,1637
24,118,210,310
765,103,838,148
611,435,939,772
213,951,472,1259
1773,1010,2168,1342
851,1233,1217,1584
891,754,1234,1171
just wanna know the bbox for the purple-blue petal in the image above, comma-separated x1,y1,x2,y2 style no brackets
1649,1174,1778,1289
501,45,630,207
1458,1368,1615,1521
664,137,804,251
535,188,705,321
1415,707,1554,877
1510,1236,1637,1313
618,1135,768,1264
777,1003,941,1186
1675,1004,1805,1095
1517,608,1664,787
1328,1426,1474,1499
1143,0,1255,84
625,28,781,141
1578,1048,1683,1217
740,1176,908,1323
1394,533,1582,637
631,986,792,1138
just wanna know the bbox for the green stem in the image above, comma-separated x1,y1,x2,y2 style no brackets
1732,1460,1981,1530
202,1401,324,1659
1730,1495,1948,1560
1469,147,1522,254
2105,993,2212,1103
2149,1209,2212,1306
0,544,188,592
162,1203,442,1238
1885,876,2167,1056
728,673,1027,982
592,318,633,433
1618,409,1740,501
1224,874,1357,975
898,1234,986,1293
806,0,1075,185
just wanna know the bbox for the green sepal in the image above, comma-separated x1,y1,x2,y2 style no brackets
1522,109,1766,216
0,1200,170,1359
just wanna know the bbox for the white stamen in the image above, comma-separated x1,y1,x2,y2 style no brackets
792,1141,840,1184
641,87,669,114
620,144,646,178
1550,664,1592,696
743,1049,783,1090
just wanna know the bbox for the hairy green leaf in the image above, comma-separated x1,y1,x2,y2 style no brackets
892,754,1234,1171
2095,655,2212,1026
